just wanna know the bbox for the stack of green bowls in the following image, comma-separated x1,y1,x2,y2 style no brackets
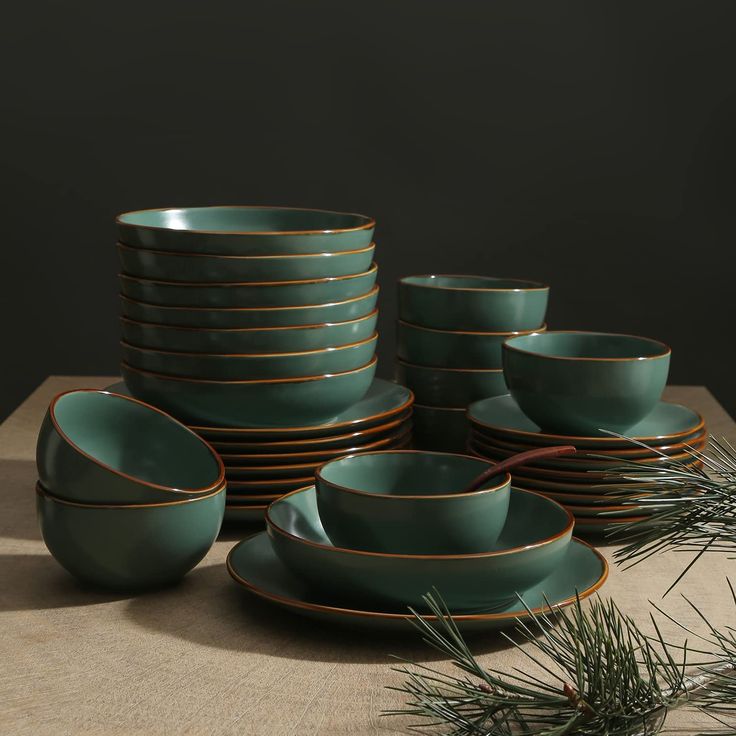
395,275,549,451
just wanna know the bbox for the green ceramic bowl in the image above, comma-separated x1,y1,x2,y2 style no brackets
119,288,379,329
397,320,546,369
120,311,378,354
36,482,225,590
395,359,507,406
266,485,573,612
122,357,377,427
117,242,375,283
503,331,671,435
315,450,510,554
117,206,375,255
412,404,469,452
399,275,549,331
120,333,377,380
36,390,225,505
118,264,378,308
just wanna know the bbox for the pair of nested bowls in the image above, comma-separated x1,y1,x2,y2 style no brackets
263,450,575,612
395,275,549,451
36,390,226,590
117,206,379,428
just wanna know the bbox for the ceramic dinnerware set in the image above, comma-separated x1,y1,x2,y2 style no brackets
395,275,549,452
226,449,608,631
35,390,226,589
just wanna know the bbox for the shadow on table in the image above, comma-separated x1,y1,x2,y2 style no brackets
0,460,43,541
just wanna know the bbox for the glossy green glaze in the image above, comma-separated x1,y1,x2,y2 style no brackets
266,486,573,612
503,332,671,435
468,394,704,448
399,275,549,331
36,390,224,505
121,357,377,427
315,451,510,554
117,242,375,283
397,320,545,369
120,334,377,380
395,359,507,406
412,404,469,452
117,206,375,255
227,533,607,631
37,484,225,590
120,311,378,353
118,264,378,308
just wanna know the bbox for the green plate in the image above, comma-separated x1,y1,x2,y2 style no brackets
224,505,267,523
468,394,704,448
226,533,607,632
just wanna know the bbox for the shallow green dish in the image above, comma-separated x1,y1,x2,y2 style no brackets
397,320,545,369
398,275,549,331
122,358,377,427
225,460,321,480
36,389,224,505
118,264,378,308
412,404,469,452
266,485,573,612
395,359,507,406
227,477,313,493
117,242,375,283
315,451,510,554
503,331,671,435
120,334,377,380
37,483,225,590
120,311,378,353
117,206,375,255
224,505,267,523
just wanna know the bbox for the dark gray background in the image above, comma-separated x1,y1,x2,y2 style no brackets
1,0,734,421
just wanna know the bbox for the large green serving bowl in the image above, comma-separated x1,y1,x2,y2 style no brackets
503,331,671,435
397,320,546,369
395,359,507,406
117,242,375,283
315,450,510,554
120,334,377,380
117,206,375,255
36,390,225,505
119,264,378,308
122,357,377,427
266,485,573,612
399,275,549,331
120,311,378,354
412,404,470,452
119,287,379,329
36,482,225,590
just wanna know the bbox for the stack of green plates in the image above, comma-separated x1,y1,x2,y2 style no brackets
467,394,707,534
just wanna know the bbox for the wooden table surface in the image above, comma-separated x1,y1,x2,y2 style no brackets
1,377,734,735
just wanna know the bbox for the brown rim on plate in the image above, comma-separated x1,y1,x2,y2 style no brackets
414,403,467,412
396,358,504,374
398,274,549,292
227,476,314,488
226,536,608,622
575,515,651,526
398,319,546,337
46,389,225,495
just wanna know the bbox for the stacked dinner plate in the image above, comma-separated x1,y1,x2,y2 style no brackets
467,394,707,534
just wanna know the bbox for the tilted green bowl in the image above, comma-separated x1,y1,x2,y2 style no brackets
266,485,573,612
117,206,375,255
36,482,225,590
36,390,225,505
399,274,549,331
412,404,470,452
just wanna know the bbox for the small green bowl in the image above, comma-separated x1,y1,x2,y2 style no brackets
412,404,470,452
399,274,549,331
120,311,378,354
117,206,375,255
36,482,225,590
118,264,378,308
503,331,671,435
395,359,507,406
119,288,379,329
315,450,510,554
117,242,375,283
397,320,546,369
36,390,225,505
266,485,573,611
122,357,377,428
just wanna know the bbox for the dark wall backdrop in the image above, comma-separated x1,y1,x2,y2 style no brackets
1,0,734,420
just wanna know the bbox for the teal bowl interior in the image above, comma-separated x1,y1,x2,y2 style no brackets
36,390,224,504
316,450,511,553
